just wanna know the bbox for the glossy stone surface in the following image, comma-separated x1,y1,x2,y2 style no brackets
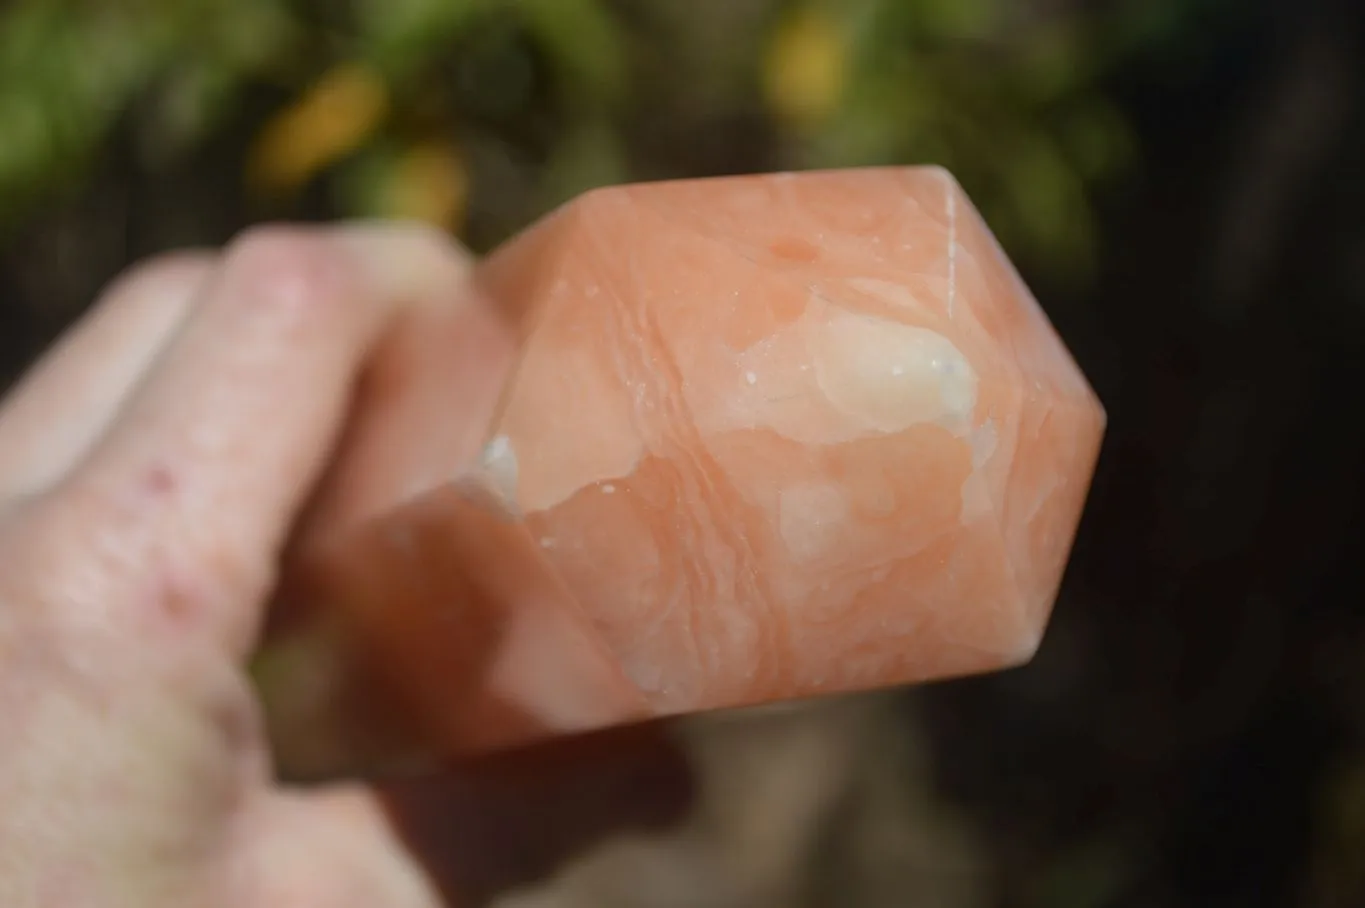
266,167,1105,773
479,166,1105,702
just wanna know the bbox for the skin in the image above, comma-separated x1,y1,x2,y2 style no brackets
0,223,689,907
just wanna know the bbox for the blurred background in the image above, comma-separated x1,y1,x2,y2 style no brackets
2,0,1363,905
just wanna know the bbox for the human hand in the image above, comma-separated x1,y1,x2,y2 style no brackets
0,224,689,907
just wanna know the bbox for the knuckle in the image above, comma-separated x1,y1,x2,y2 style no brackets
221,225,355,326
6,482,269,653
335,219,473,288
394,220,471,267
377,219,454,251
176,528,274,624
118,519,274,655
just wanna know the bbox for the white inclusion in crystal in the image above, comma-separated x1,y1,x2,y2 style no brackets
745,370,758,385
601,483,616,494
482,434,513,465
539,537,556,549
716,294,979,448
480,435,519,505
970,420,998,469
812,310,978,433
959,420,1000,523
847,277,932,316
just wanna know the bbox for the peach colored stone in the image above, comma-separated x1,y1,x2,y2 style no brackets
267,167,1105,775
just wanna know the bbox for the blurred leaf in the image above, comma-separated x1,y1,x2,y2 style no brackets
0,0,1172,279
200,0,298,73
516,0,627,107
336,139,471,233
916,0,1001,41
333,142,400,219
0,91,50,202
356,0,486,77
539,121,628,208
1110,0,1207,53
772,0,1144,275
0,1,172,220
1013,23,1098,104
0,0,304,225
1003,132,1096,274
449,19,539,121
764,5,848,129
804,63,932,168
138,61,243,165
247,63,390,196
1058,100,1135,181
385,141,471,231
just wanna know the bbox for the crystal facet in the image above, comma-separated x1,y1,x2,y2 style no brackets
268,168,1106,774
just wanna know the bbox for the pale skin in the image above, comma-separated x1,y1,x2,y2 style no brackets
0,224,686,906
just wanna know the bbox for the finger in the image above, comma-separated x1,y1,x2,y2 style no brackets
28,222,508,659
0,252,214,500
223,787,444,908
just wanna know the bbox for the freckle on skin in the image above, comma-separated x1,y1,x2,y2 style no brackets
149,561,220,633
142,465,178,496
157,576,197,624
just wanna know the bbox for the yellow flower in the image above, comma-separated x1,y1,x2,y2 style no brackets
763,6,847,129
247,63,388,194
378,141,470,233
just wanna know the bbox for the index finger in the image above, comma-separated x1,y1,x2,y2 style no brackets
0,252,213,501
24,223,517,659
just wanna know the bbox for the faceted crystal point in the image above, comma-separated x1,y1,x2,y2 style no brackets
267,167,1105,775
475,166,1105,712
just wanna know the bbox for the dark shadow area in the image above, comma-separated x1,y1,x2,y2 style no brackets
924,1,1365,905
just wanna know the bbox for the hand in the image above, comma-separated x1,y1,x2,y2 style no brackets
0,224,689,907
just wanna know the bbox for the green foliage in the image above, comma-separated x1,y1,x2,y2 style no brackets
355,0,485,76
780,0,1142,274
517,0,627,107
0,0,1205,272
0,0,299,221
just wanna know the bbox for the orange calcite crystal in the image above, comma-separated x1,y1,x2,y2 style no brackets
267,167,1105,776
